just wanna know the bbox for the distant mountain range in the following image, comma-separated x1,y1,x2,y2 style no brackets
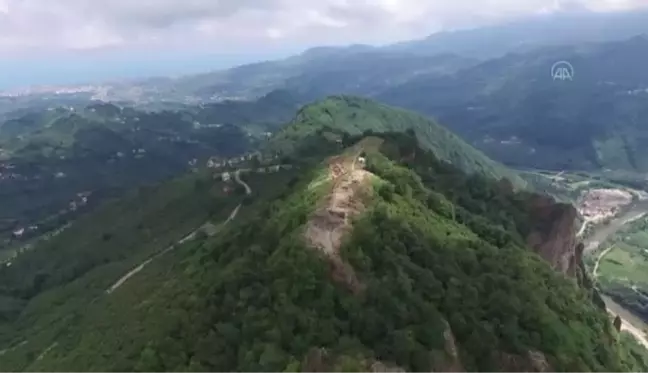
3,9,648,175
4,9,648,107
378,35,648,172
2,95,646,372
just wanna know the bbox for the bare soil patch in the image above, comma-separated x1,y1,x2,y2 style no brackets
304,146,375,295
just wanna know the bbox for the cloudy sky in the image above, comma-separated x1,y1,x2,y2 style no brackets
0,0,647,88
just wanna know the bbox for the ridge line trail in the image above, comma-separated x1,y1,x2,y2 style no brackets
106,169,252,294
304,138,382,294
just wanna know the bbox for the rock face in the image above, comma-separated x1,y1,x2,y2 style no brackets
497,350,552,372
302,348,405,372
300,323,466,373
433,322,465,372
524,194,580,277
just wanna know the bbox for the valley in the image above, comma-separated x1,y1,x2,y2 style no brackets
582,200,648,348
3,8,648,371
512,166,648,350
2,99,648,371
106,168,253,294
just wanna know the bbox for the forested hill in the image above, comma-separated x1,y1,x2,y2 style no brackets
266,95,526,188
377,35,648,172
0,130,646,371
0,91,299,248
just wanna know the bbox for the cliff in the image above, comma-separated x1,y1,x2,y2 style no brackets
522,192,609,311
524,194,580,277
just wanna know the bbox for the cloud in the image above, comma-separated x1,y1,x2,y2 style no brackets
0,0,647,53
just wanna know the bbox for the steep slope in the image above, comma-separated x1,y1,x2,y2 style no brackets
1,131,646,371
378,35,648,172
266,96,525,187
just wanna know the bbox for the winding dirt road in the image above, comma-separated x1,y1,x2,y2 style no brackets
234,169,252,195
593,246,614,278
106,170,252,294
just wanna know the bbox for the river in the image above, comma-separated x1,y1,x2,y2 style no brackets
584,200,648,254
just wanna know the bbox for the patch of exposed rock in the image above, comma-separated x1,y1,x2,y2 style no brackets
525,194,580,277
304,155,372,294
301,324,466,373
497,350,552,372
430,322,465,372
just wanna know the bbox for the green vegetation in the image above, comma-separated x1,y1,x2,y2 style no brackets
593,216,648,324
0,94,295,248
377,36,648,174
599,247,648,284
0,170,241,327
520,169,637,205
0,131,644,371
266,96,525,187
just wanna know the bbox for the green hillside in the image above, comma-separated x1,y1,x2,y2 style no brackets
266,96,525,188
0,95,294,248
378,36,648,174
0,131,645,371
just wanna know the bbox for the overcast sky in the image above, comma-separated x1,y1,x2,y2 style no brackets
0,0,647,88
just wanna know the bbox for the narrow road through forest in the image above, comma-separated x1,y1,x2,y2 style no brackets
106,169,252,294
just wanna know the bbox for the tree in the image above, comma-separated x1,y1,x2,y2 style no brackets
135,345,164,372
614,316,622,332
251,155,261,168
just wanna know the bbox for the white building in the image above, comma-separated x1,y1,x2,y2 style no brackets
222,172,232,182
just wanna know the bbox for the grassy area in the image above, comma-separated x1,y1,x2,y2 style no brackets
599,246,648,285
594,216,648,329
598,216,648,286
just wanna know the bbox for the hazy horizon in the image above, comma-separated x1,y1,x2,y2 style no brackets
1,0,648,90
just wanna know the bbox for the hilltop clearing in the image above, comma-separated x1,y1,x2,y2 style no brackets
266,96,525,188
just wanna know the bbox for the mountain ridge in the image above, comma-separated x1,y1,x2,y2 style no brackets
1,130,646,371
266,95,526,188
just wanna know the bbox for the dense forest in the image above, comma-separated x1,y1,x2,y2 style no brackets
0,92,298,247
1,130,646,371
265,96,524,187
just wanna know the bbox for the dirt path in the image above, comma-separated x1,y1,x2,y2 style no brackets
576,219,589,238
604,295,648,350
621,318,648,350
593,246,614,278
106,170,252,294
587,245,648,346
304,140,381,294
584,202,648,350
234,169,252,195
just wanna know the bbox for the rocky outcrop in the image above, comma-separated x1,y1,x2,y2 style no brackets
430,322,465,372
300,323,464,373
525,194,580,277
497,350,552,372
